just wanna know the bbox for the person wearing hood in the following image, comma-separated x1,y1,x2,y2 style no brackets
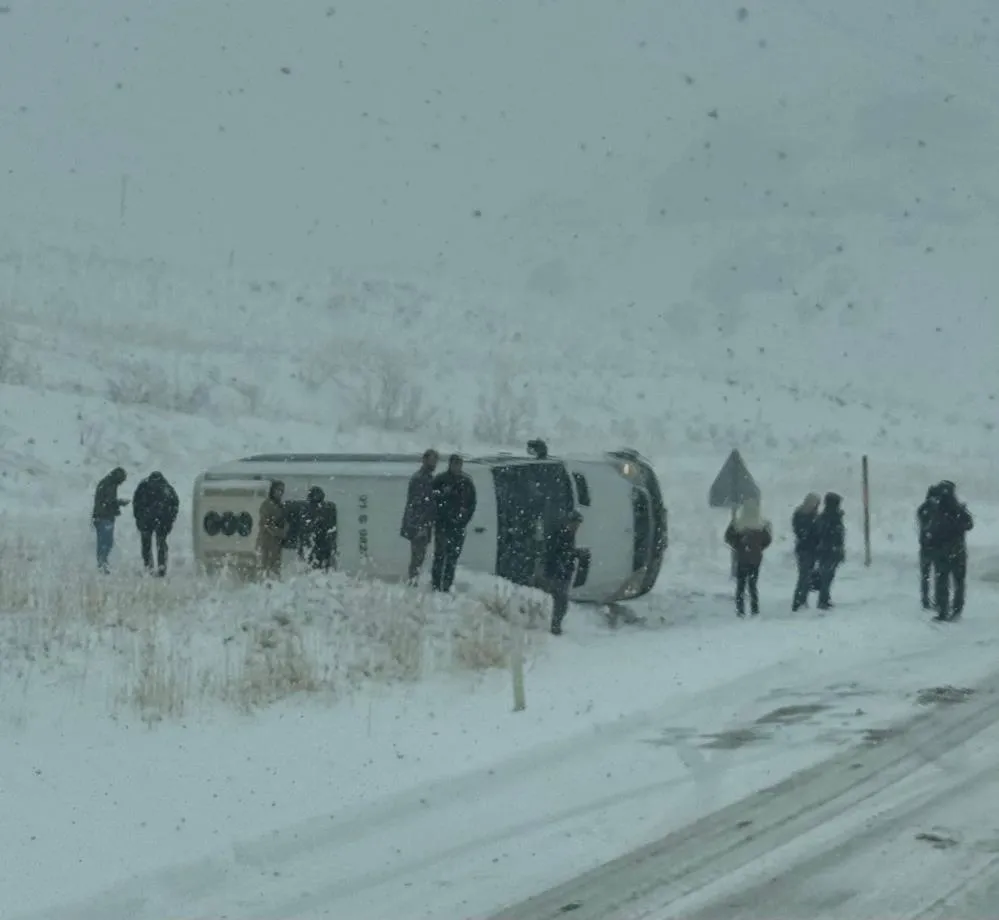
400,449,439,584
916,484,943,610
724,497,773,617
924,480,974,622
430,454,477,592
814,492,846,610
132,471,180,576
543,510,584,635
256,480,290,579
92,466,129,573
791,492,821,611
299,485,338,572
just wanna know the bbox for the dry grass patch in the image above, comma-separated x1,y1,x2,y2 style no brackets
0,532,553,724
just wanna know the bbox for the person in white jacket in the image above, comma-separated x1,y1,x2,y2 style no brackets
724,497,773,617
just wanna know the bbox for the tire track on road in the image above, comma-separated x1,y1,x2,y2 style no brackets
487,676,999,920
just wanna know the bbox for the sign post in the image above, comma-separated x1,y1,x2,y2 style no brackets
708,449,761,578
862,455,872,567
511,611,526,712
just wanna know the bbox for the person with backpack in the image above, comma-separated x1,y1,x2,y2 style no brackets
724,497,773,617
299,486,338,571
924,480,973,622
132,471,180,576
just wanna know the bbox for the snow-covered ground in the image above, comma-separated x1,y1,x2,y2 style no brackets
3,0,999,916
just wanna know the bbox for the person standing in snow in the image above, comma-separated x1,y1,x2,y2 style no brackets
299,486,338,571
814,492,846,610
724,497,773,617
256,480,289,579
791,492,821,611
544,510,583,635
916,484,943,611
132,471,180,576
92,466,129,573
400,449,439,584
430,454,476,592
924,480,973,622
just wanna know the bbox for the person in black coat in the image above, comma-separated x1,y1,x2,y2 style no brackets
299,486,338,571
132,471,179,575
916,484,942,610
544,510,582,635
814,492,845,610
791,492,821,611
924,480,973,622
400,449,439,584
430,454,477,592
92,466,129,572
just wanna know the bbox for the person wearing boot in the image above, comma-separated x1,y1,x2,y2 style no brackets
724,497,773,617
814,492,846,610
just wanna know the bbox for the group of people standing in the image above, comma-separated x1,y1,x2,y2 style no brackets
400,449,584,633
723,482,975,622
92,458,974,632
723,491,846,616
917,481,974,621
790,491,847,612
91,467,180,574
400,450,478,592
255,480,339,578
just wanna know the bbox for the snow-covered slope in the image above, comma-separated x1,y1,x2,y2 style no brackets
3,0,999,916
4,0,999,466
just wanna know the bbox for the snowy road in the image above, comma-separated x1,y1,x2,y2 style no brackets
490,676,999,920
11,627,999,920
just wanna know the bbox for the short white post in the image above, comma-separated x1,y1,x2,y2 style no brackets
511,607,526,712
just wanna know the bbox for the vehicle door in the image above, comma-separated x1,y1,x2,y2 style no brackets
195,478,271,572
455,466,500,576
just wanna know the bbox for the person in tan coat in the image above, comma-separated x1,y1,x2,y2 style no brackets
256,480,289,578
724,497,773,617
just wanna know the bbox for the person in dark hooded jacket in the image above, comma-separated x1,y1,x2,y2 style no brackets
791,492,821,611
543,510,583,634
298,486,338,571
92,466,129,572
916,484,942,610
924,480,973,621
400,449,439,584
132,471,180,575
430,454,477,592
814,492,845,610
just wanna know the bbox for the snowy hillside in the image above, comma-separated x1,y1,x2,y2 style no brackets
3,0,999,917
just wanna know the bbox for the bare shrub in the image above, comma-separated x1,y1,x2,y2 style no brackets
78,419,107,464
300,340,434,431
298,349,340,392
106,357,214,415
351,353,435,432
473,371,537,445
223,619,325,712
119,623,193,726
0,326,39,386
228,376,265,415
451,583,549,670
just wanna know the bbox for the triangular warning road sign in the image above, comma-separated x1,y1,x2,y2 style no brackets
708,449,760,508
